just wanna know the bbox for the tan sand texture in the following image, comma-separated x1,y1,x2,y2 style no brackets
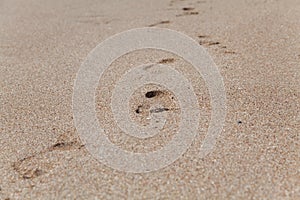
1,0,299,199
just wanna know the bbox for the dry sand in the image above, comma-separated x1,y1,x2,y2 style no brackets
1,0,299,199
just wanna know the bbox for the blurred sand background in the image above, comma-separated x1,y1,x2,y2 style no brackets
1,0,300,199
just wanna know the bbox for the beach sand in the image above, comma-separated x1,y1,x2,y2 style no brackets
0,0,299,199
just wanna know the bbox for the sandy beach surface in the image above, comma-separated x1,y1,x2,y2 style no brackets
1,0,299,199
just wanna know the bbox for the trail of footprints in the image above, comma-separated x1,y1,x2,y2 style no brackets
147,1,237,55
12,0,236,182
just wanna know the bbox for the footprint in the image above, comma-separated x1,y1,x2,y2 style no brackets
148,20,171,27
182,7,195,11
199,41,220,46
176,11,199,17
158,58,175,64
198,35,209,38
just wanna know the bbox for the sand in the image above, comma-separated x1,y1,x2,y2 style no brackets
0,0,299,199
